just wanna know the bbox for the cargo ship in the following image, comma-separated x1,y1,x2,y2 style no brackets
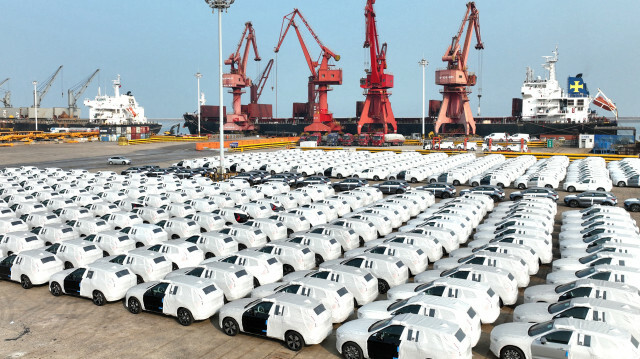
0,75,161,136
183,49,619,138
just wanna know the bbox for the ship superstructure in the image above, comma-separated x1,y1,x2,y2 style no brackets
521,48,593,123
84,75,147,126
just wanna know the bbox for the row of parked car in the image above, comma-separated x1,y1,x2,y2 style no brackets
0,162,493,356
468,155,537,189
562,157,613,193
513,156,570,190
488,205,640,359
609,158,640,187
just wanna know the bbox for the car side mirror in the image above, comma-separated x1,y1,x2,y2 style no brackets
540,337,548,345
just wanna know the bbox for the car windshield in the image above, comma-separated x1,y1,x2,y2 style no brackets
527,321,554,337
576,267,596,278
548,301,571,314
368,318,392,333
387,298,410,311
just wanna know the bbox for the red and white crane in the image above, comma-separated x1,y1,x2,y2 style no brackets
274,8,342,133
358,0,396,135
434,2,484,135
223,21,261,131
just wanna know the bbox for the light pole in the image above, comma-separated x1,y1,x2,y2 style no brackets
205,0,234,177
32,81,38,131
418,59,428,141
195,72,202,137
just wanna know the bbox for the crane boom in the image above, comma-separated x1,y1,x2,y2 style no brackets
36,65,63,106
0,78,8,88
68,69,100,109
251,59,274,104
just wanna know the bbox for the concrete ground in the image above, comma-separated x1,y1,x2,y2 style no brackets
1,142,639,359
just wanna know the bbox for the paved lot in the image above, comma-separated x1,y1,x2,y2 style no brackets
1,143,639,358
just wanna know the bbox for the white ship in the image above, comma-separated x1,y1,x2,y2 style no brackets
521,47,617,123
84,75,147,125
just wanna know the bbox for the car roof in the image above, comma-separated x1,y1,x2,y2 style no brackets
168,274,215,289
89,261,130,273
564,297,640,314
431,277,491,290
552,317,632,337
264,292,322,307
389,313,462,334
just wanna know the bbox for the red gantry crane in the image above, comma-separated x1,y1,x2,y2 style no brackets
435,2,484,135
358,0,396,135
223,22,261,131
274,9,342,133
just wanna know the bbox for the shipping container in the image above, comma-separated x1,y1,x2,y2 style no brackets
100,135,110,142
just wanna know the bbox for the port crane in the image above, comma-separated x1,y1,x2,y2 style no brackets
36,65,63,107
223,22,261,131
0,78,10,107
68,69,100,117
250,59,273,104
434,2,483,135
275,8,342,133
358,0,396,135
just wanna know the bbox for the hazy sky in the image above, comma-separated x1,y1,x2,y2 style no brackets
3,0,639,119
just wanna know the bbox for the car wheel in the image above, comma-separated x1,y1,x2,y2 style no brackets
20,275,33,289
472,182,479,187
301,172,307,177
238,244,247,251
205,252,215,259
410,177,417,183
372,175,380,181
222,317,239,336
287,229,294,237
315,254,324,267
500,345,525,359
177,308,194,326
395,189,404,194
631,204,640,212
92,290,106,306
618,181,626,187
441,192,450,199
284,330,304,352
172,263,179,270
513,196,522,202
517,183,526,189
359,237,365,247
136,275,144,284
569,200,579,208
352,175,359,178
337,173,343,179
597,187,605,192
64,261,73,269
601,201,612,206
378,279,390,294
136,242,144,248
429,178,436,183
342,341,364,359
109,161,113,165
171,234,180,240
121,161,126,165
545,184,553,189
453,180,460,186
491,195,500,202
128,297,142,314
497,183,504,189
103,251,110,257
567,186,576,193
283,264,295,276
50,282,62,296
253,277,260,288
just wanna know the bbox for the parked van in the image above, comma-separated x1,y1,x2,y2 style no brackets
98,250,172,283
183,232,238,259
120,224,169,247
45,239,103,269
0,249,64,288
0,231,45,256
167,261,254,301
31,223,79,245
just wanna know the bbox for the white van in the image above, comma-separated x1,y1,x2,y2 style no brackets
83,230,136,257
125,275,225,326
32,223,79,245
98,251,172,283
156,218,200,239
182,233,238,259
0,231,45,256
49,262,137,306
0,249,64,288
45,238,103,269
120,224,169,247
167,261,254,301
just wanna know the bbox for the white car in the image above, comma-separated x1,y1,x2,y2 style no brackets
305,225,359,252
285,234,342,267
560,242,640,259
244,218,287,242
124,275,224,326
166,262,254,301
490,318,640,359
523,279,640,304
356,295,481,346
0,231,45,256
321,253,409,294
366,234,443,263
217,225,268,250
386,277,501,324
98,251,172,283
546,265,640,286
268,213,310,236
345,243,428,276
66,217,112,237
250,277,354,323
143,242,204,270
82,230,136,256
284,265,378,306
49,262,137,306
330,218,378,245
184,213,225,232
449,242,540,275
563,178,613,192
343,212,393,237
336,314,473,359
120,223,169,247
156,218,200,239
219,293,333,351
182,232,238,259
434,252,531,286
204,251,283,287
254,242,315,274
45,239,103,269
0,249,64,288
239,202,273,219
288,207,327,227
107,156,131,165
551,252,637,272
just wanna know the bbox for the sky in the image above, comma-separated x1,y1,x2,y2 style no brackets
3,0,640,120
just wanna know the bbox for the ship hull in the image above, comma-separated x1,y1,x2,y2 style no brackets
0,118,162,135
183,113,618,139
